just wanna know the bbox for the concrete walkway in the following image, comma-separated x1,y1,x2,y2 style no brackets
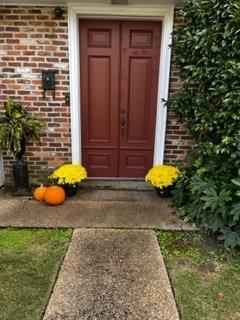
0,190,195,230
0,188,194,319
44,229,180,320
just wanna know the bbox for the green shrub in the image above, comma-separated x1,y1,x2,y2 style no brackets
168,0,240,247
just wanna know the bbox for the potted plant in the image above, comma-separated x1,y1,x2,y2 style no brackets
0,100,44,195
145,165,181,197
49,164,87,196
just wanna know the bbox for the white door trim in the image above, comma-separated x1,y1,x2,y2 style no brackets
0,152,4,187
68,2,174,165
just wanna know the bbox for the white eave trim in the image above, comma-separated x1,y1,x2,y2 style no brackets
0,0,66,5
0,0,182,6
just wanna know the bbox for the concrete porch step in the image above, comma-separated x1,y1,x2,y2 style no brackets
80,180,153,191
0,200,192,230
76,189,157,201
0,189,196,230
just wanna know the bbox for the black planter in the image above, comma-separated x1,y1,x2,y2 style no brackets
15,139,26,161
13,159,29,195
62,184,77,197
155,185,174,198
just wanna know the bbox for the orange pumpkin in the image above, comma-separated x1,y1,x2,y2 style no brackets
44,185,66,206
34,184,48,201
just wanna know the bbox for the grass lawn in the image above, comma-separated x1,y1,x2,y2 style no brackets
0,228,72,320
156,231,240,320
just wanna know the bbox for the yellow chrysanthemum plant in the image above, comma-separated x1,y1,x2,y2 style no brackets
145,165,181,196
50,164,87,187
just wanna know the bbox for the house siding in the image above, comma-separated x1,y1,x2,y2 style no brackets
0,6,193,185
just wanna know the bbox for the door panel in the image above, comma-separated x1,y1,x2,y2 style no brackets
80,21,120,177
88,56,111,143
80,20,161,178
126,57,152,143
119,150,154,178
119,21,161,177
83,148,118,178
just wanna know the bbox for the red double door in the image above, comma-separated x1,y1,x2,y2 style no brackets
80,20,161,178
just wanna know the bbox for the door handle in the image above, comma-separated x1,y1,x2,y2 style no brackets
120,117,126,137
120,117,125,129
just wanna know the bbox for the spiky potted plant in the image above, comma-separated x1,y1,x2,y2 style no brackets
0,100,44,195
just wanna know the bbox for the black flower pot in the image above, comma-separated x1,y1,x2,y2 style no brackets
15,139,26,161
155,185,174,198
62,184,77,197
13,159,30,196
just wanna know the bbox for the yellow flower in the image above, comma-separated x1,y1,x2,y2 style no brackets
145,165,181,189
49,164,87,186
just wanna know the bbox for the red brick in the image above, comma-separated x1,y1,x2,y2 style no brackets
14,33,28,38
8,62,21,67
1,33,13,38
13,21,27,26
16,56,29,61
36,15,49,20
20,15,35,20
28,9,42,14
0,8,11,13
15,44,28,50
13,9,26,14
5,15,19,20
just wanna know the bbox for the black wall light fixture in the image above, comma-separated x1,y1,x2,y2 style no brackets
64,92,70,105
53,7,65,19
42,70,57,99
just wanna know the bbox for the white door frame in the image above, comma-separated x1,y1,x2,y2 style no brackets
0,152,4,187
68,2,174,166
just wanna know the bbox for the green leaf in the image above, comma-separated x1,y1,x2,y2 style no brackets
218,229,240,248
230,203,240,222
232,178,240,187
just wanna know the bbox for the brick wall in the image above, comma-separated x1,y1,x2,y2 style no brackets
0,6,71,185
164,8,194,164
0,6,193,185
